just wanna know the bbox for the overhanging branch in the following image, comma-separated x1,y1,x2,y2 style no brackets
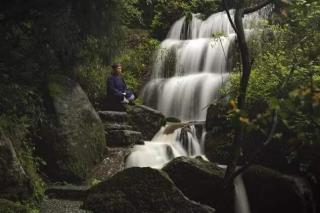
222,0,238,34
244,0,273,14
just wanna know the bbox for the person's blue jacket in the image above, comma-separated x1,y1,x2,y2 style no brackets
106,74,133,109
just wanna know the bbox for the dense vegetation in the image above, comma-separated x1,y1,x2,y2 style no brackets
223,0,320,169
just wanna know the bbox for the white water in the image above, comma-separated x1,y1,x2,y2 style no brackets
125,123,205,169
126,8,270,168
234,175,251,213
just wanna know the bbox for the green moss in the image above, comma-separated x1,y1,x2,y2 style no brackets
0,116,45,209
48,75,71,98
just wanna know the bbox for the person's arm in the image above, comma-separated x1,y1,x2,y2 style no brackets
121,77,133,98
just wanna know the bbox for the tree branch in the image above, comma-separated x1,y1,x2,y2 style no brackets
244,0,273,14
221,0,238,34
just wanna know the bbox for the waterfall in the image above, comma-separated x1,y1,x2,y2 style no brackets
141,10,264,122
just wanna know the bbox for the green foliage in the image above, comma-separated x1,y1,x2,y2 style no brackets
115,30,160,91
121,0,143,27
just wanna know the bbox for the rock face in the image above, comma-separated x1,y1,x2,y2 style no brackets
127,105,166,140
0,131,31,201
38,75,106,183
242,166,315,213
84,167,215,213
162,157,232,212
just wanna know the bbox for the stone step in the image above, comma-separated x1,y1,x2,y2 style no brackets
104,123,133,131
40,197,91,213
98,111,128,123
44,185,90,201
106,130,144,147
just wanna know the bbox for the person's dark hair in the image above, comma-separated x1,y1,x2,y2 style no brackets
111,63,121,69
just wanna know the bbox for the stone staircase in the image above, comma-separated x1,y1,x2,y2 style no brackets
98,111,144,147
40,107,164,212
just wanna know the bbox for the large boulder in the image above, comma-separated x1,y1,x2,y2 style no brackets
162,157,233,212
242,166,315,213
83,167,215,213
126,105,166,140
38,75,106,183
0,131,32,201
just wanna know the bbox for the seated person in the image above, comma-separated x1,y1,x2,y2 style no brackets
106,63,135,111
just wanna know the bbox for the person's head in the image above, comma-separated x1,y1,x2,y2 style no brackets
111,63,122,75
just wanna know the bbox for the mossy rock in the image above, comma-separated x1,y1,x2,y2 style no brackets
84,167,215,213
165,117,181,123
0,199,28,213
162,156,233,212
38,75,106,183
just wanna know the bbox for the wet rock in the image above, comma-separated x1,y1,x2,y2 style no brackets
38,75,106,183
84,167,215,213
88,147,130,182
162,156,233,212
242,166,315,213
107,130,143,147
127,105,166,140
0,131,32,201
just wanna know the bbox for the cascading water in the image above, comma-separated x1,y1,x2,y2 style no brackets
141,10,263,121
